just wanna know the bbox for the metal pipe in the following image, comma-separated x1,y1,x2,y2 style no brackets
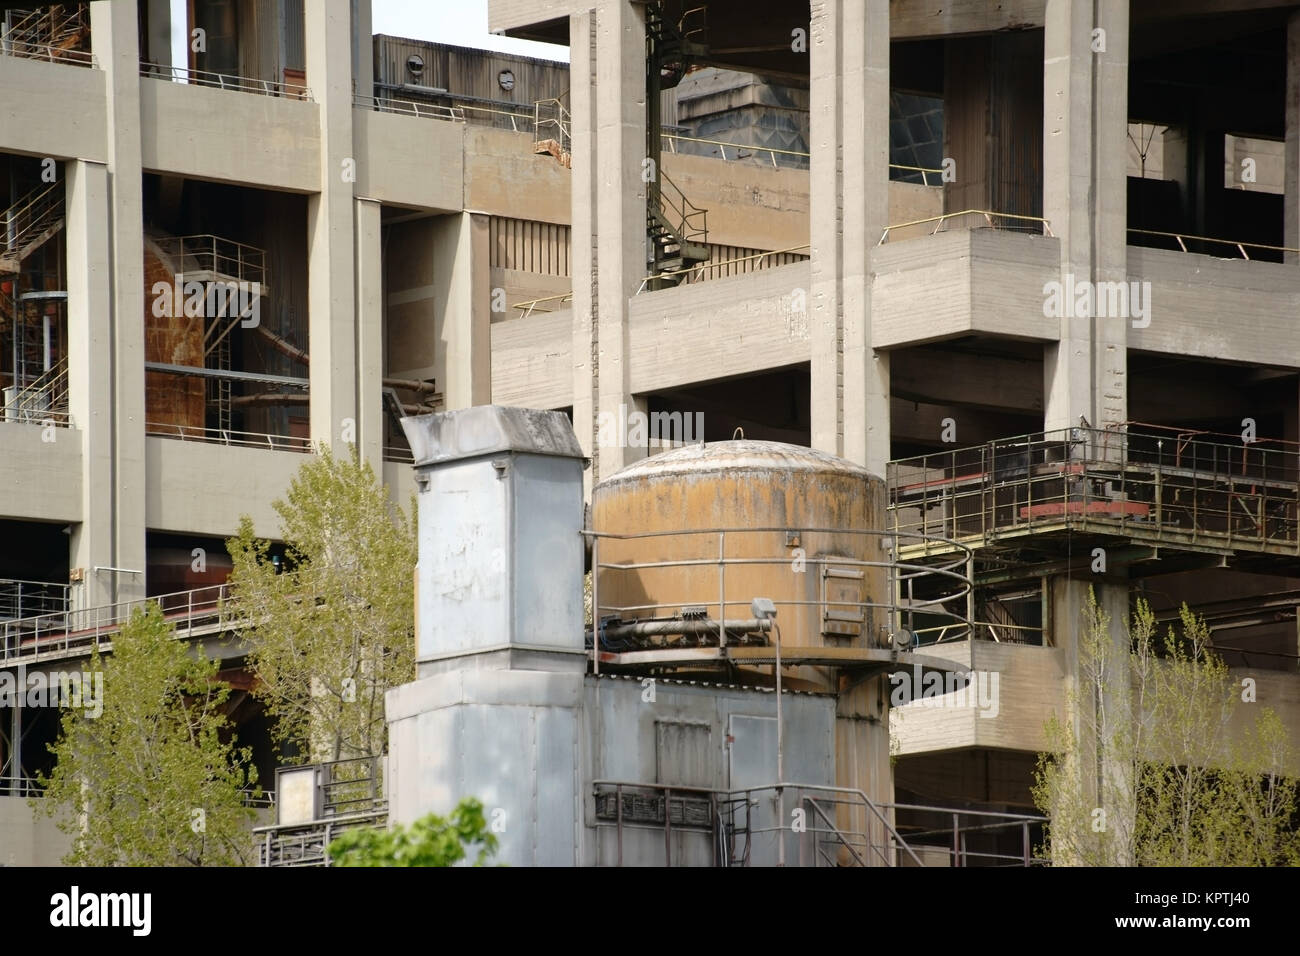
601,618,771,639
775,620,784,868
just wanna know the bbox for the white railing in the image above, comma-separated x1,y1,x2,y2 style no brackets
140,61,312,101
145,420,312,452
0,583,231,664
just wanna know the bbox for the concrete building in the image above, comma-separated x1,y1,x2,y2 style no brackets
2,0,1300,865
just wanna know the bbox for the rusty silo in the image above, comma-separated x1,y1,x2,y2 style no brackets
591,439,969,837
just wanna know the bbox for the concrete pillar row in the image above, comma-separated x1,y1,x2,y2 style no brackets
809,0,890,475
1042,0,1131,435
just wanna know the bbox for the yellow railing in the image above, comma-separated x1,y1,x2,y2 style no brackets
878,209,1055,244
636,243,810,293
1127,228,1299,261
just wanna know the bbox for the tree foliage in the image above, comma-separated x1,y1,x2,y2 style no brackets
327,798,499,867
35,603,258,866
225,443,416,764
1033,589,1300,866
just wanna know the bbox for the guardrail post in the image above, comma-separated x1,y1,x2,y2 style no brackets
718,532,726,648
664,786,672,867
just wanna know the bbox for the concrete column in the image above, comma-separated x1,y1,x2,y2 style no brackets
593,0,645,479
305,0,357,448
1042,0,1130,434
570,11,597,493
1286,12,1300,264
1050,574,1134,865
90,0,147,605
355,198,382,470
431,213,491,411
353,0,373,100
810,0,890,473
64,160,113,610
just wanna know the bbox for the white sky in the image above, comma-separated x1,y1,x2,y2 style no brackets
372,0,570,61
171,0,570,72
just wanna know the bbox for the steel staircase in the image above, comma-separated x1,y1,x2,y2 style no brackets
0,182,65,274
645,3,710,284
2,4,90,62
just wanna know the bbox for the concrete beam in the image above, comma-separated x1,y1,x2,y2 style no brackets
891,349,1044,414
890,0,1046,39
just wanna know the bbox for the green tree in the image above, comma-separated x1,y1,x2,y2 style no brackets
34,603,258,866
326,798,499,867
225,443,416,765
1033,590,1300,866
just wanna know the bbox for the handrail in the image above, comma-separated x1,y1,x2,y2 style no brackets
0,37,94,66
0,181,64,259
140,61,312,100
154,233,269,287
879,209,1055,244
664,132,946,184
586,526,973,661
145,421,312,452
0,583,232,664
636,243,810,293
654,168,708,245
510,291,573,317
1127,227,1299,260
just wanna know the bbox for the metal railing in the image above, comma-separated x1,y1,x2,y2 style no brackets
0,577,70,623
0,583,230,664
534,96,571,151
255,755,387,867
888,423,1300,560
2,357,71,426
353,92,462,121
255,807,387,866
145,420,311,452
586,526,973,671
0,36,93,66
0,181,64,264
879,209,1055,244
884,801,1049,866
140,61,311,100
510,291,573,317
153,234,268,288
1,3,93,67
592,780,1046,866
635,243,810,293
663,132,945,184
1127,227,1298,263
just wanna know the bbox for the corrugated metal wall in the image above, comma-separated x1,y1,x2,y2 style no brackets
490,217,571,276
374,37,568,111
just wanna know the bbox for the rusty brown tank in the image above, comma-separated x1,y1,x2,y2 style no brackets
592,440,889,689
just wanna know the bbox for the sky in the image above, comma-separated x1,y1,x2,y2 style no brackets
372,0,570,61
171,0,570,72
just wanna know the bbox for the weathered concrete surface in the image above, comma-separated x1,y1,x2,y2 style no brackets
626,263,811,393
873,230,1060,347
